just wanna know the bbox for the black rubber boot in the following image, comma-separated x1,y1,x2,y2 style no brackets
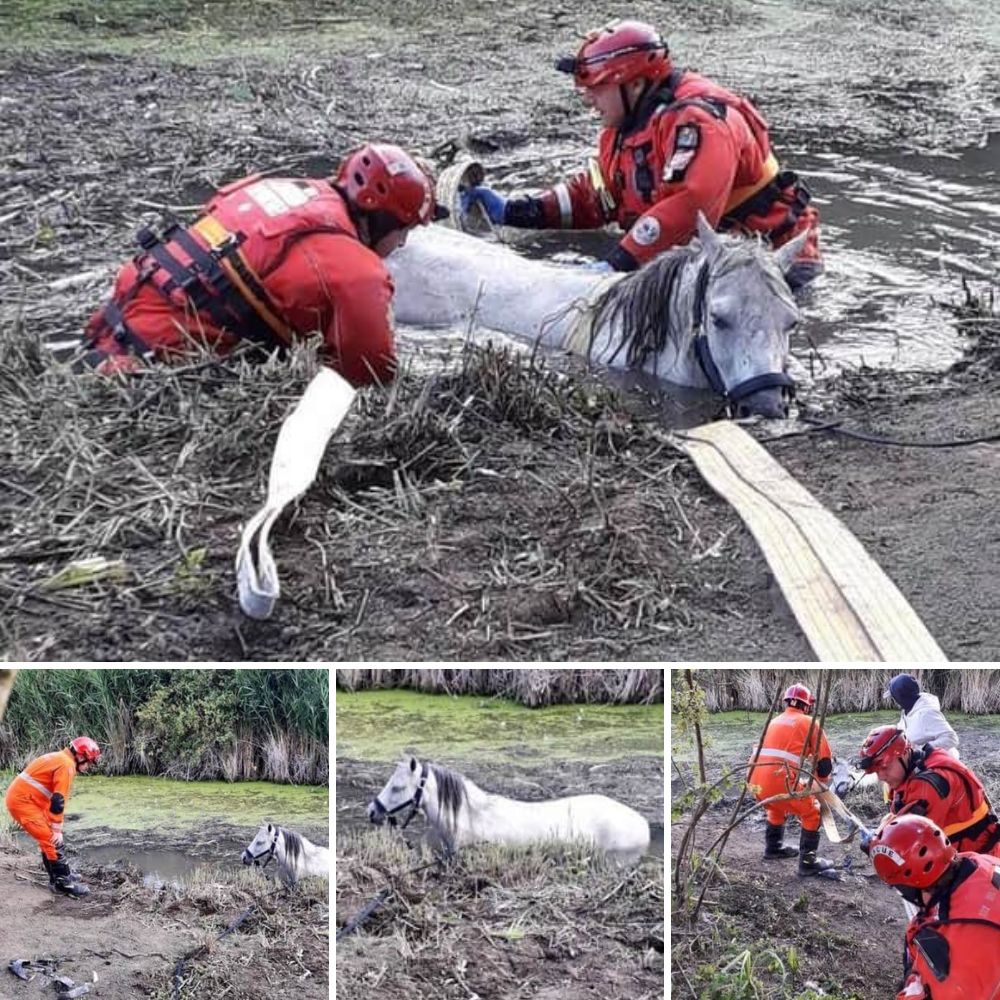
41,853,56,886
763,822,798,859
50,859,89,898
798,828,835,876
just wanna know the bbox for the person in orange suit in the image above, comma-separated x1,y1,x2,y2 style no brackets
870,815,1000,1000
747,683,836,875
5,736,102,897
857,725,1000,857
81,143,447,385
461,19,821,287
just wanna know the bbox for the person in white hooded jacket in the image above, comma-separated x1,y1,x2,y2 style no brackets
886,673,960,759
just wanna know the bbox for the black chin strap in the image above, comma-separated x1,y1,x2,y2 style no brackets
690,261,796,413
247,826,280,867
372,763,429,831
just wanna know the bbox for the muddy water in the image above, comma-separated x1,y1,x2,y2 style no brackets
404,0,1000,398
5,773,329,885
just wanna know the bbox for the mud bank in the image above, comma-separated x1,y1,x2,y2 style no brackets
0,836,329,1000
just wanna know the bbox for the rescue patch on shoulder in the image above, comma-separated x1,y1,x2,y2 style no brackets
676,124,700,150
631,216,661,247
663,124,701,183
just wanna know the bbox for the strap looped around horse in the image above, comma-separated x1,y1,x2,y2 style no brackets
246,825,281,867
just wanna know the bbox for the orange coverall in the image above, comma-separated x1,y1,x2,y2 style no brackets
4,749,76,860
747,707,832,832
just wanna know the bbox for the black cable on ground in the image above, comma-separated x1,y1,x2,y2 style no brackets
768,416,1000,449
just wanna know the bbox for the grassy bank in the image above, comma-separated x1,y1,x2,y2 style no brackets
337,830,663,1000
336,668,663,706
337,688,664,763
0,669,328,783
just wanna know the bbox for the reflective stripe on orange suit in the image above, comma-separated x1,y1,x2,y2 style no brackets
83,176,397,388
892,748,1000,858
899,853,1000,1000
537,70,821,270
4,748,76,861
746,707,832,832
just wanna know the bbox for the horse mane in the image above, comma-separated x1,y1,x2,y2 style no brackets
430,762,468,835
280,826,304,869
589,236,791,372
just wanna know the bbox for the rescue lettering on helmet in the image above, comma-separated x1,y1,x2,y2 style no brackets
872,844,904,866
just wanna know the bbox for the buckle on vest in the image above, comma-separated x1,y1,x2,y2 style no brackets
135,226,159,251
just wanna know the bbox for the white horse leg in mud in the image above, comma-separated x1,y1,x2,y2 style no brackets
367,756,650,864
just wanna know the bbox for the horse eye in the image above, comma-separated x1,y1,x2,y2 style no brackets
710,312,730,331
390,784,404,793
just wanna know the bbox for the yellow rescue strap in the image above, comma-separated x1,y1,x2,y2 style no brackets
724,151,780,216
191,215,293,344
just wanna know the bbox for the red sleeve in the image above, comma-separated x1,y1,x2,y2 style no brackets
274,236,397,388
536,169,607,229
618,108,739,266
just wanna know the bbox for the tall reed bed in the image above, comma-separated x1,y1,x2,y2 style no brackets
0,668,328,783
335,668,662,706
682,669,1000,714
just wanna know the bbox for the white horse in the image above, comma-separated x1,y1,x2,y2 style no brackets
241,822,329,885
388,213,808,418
830,759,882,797
367,756,650,864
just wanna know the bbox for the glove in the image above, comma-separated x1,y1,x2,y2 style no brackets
51,823,64,848
460,185,508,224
859,828,873,855
583,260,614,273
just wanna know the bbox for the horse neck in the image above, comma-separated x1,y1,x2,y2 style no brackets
589,251,706,384
423,767,486,835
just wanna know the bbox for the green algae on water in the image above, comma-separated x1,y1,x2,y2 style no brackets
336,689,663,763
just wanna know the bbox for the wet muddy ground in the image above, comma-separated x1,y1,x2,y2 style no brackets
2,0,998,660
0,822,329,1000
671,711,1000,999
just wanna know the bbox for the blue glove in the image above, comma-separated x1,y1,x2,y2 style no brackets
460,186,508,224
583,260,614,273
859,828,873,855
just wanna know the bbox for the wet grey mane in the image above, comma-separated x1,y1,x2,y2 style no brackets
430,762,468,834
281,827,303,868
590,237,791,372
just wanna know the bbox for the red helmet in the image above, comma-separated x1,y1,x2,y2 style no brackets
69,736,101,764
556,20,671,88
869,815,956,889
336,143,444,228
783,684,815,711
856,725,911,773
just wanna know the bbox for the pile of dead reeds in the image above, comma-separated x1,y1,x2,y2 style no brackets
335,667,663,705
687,668,1000,714
336,829,662,1000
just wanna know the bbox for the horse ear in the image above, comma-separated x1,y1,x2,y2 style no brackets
774,228,810,277
410,757,417,772
695,211,722,261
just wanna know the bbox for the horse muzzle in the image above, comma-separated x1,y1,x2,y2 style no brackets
733,383,794,419
241,850,256,867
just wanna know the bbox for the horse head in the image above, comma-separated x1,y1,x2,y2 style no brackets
593,212,807,418
689,213,807,418
242,822,279,867
367,755,428,828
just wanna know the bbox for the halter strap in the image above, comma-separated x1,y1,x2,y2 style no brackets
246,825,281,867
372,762,429,830
689,260,796,411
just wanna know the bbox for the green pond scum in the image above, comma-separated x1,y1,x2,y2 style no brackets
0,773,328,832
336,689,664,763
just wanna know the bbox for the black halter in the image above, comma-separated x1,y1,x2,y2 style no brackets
372,762,429,831
247,825,280,868
689,261,796,413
